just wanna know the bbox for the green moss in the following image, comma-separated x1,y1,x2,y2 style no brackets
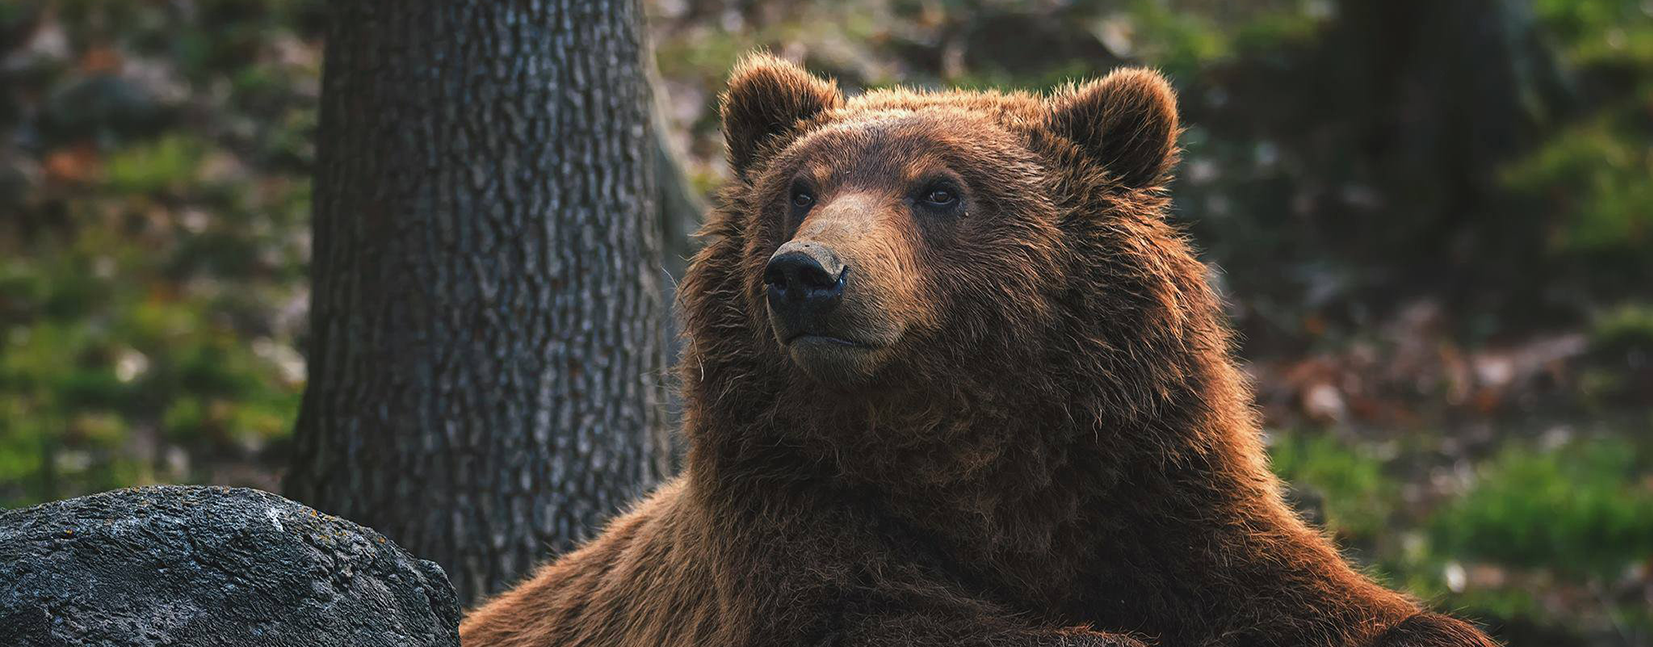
104,135,209,196
1591,303,1653,353
1501,114,1653,255
1431,439,1653,577
1535,0,1653,66
1268,431,1398,543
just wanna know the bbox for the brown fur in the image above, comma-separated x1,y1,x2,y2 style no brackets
460,54,1500,647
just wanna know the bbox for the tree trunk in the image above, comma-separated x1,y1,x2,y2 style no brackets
284,0,669,606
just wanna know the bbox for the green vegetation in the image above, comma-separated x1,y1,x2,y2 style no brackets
1,0,318,507
1434,439,1653,578
1268,431,1397,544
1513,0,1653,288
1271,430,1653,644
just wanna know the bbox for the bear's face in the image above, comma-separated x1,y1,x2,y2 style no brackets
709,55,1180,393
741,108,1060,384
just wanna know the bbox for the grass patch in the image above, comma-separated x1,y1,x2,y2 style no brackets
1268,430,1397,544
1431,438,1653,578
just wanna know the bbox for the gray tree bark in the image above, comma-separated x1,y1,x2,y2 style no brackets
285,0,670,606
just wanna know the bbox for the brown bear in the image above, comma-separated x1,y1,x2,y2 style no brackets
459,54,1500,647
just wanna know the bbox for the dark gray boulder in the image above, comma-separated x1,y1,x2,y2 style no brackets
0,485,461,647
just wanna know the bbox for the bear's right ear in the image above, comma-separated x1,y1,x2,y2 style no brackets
720,54,843,180
1044,68,1180,190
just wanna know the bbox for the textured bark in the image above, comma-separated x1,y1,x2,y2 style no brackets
284,0,669,606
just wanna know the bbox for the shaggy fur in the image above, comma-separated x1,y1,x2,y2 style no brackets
460,54,1500,647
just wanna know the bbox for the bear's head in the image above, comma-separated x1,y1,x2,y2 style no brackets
682,55,1236,488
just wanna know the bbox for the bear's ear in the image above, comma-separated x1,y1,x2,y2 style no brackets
1044,68,1180,190
720,54,843,179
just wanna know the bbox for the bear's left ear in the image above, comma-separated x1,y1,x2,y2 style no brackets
1043,68,1180,190
720,54,844,180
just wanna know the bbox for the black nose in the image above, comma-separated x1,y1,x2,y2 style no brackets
764,243,846,320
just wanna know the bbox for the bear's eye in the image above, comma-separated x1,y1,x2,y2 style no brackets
916,181,963,212
923,188,957,206
790,187,816,208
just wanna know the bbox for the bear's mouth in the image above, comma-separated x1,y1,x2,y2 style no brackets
780,330,895,384
784,333,875,349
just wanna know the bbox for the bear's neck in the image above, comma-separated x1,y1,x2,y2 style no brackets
679,328,1274,612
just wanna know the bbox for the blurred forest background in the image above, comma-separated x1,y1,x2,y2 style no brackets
0,0,1650,645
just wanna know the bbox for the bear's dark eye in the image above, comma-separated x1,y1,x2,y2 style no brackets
923,188,957,206
915,181,963,213
790,187,815,208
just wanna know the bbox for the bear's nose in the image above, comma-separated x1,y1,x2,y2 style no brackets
764,242,846,321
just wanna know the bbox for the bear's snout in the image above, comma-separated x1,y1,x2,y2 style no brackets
764,242,847,329
762,230,903,384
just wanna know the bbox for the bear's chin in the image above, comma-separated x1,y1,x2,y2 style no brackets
785,335,891,386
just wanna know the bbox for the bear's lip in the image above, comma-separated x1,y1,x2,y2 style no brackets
784,333,876,349
782,332,892,384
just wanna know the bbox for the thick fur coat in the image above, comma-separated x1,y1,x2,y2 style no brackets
459,55,1499,647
